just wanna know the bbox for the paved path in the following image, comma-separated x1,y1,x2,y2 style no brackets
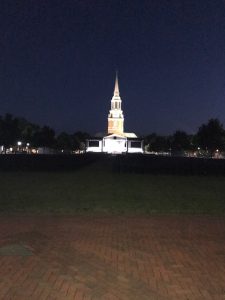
0,216,225,300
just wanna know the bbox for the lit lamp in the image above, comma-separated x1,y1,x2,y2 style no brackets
17,141,22,152
26,143,30,154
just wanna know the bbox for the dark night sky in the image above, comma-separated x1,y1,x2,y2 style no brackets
0,0,225,136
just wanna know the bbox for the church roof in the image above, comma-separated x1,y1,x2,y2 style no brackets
124,132,137,138
104,133,127,139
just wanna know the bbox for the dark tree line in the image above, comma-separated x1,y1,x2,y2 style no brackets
145,119,225,155
0,114,90,151
0,114,225,155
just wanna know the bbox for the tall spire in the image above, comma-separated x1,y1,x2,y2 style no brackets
114,72,120,97
108,71,124,134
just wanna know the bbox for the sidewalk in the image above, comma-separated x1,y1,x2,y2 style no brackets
0,215,225,300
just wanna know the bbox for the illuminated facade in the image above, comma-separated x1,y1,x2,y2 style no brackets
108,74,124,135
86,74,143,154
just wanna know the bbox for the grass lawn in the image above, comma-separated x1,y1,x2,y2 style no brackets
0,165,225,214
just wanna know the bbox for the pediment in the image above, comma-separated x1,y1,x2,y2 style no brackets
104,133,127,139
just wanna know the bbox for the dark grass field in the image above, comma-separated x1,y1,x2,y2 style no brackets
0,162,225,215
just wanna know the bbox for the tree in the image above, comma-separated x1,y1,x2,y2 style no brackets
0,113,93,151
145,133,170,152
171,130,191,152
17,117,40,145
71,131,90,151
56,132,73,151
33,126,56,148
0,114,20,147
196,119,225,153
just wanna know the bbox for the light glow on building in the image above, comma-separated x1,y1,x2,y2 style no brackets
86,73,143,154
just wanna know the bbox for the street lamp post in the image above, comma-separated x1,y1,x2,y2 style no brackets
17,141,22,152
26,143,30,154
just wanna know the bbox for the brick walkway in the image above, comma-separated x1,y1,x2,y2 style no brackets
0,216,225,300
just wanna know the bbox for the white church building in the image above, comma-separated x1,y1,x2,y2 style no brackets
86,74,143,154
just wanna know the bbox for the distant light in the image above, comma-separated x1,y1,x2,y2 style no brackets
9,147,13,152
216,149,219,152
17,141,22,146
26,143,30,146
197,147,200,150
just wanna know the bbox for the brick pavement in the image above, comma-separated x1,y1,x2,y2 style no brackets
0,215,225,300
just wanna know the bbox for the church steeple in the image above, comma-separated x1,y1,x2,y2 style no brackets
114,72,120,97
108,72,124,135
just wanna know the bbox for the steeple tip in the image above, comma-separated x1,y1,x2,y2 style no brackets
114,72,120,97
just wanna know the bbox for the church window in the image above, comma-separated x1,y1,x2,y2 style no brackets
89,141,99,147
130,141,142,148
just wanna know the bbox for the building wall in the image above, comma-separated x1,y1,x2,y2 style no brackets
103,136,127,153
108,118,124,135
127,140,144,153
86,140,103,152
